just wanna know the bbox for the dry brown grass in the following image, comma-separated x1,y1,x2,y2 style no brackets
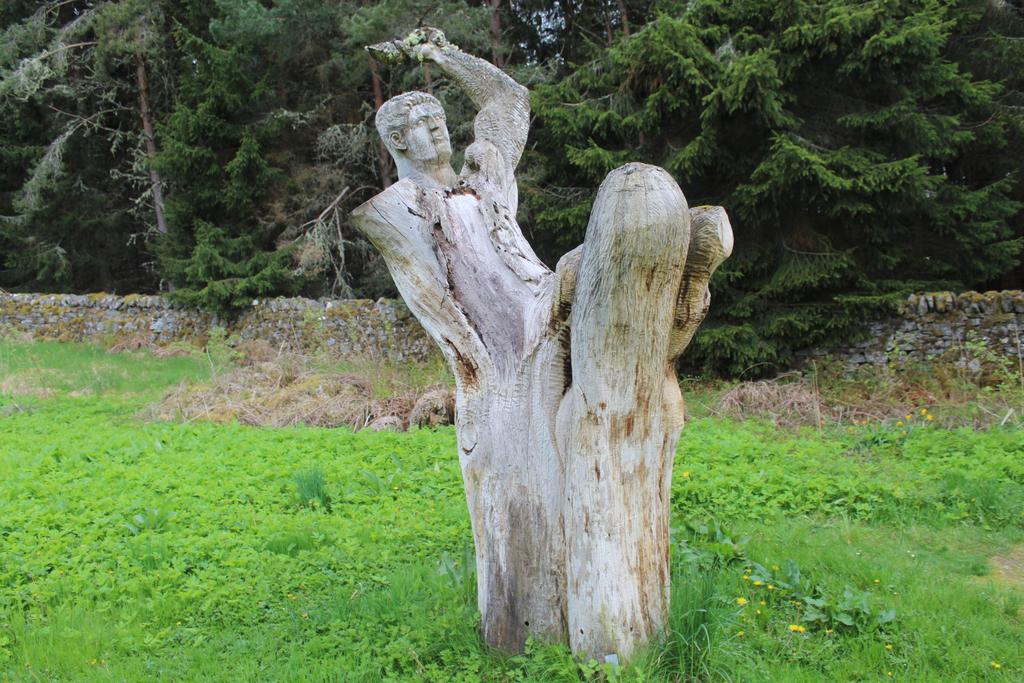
104,336,198,359
144,352,452,431
107,335,157,354
235,338,278,365
715,379,825,428
986,545,1024,590
709,360,1023,429
0,326,34,343
0,370,57,398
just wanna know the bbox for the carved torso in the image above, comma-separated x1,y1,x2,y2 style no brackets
352,175,553,383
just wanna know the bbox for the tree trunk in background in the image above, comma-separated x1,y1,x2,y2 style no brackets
368,57,393,188
489,0,505,67
134,56,167,236
617,0,632,36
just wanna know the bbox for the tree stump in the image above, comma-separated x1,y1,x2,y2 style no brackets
352,27,733,661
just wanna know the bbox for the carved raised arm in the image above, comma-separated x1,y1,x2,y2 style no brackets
382,28,530,209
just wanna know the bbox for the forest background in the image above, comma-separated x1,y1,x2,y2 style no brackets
1,0,1023,376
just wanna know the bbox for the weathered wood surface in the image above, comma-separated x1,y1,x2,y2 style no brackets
352,27,733,660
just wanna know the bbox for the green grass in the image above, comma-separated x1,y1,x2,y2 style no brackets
1,341,1022,681
0,340,209,399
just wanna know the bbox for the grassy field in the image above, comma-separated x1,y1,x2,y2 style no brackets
1,340,1022,681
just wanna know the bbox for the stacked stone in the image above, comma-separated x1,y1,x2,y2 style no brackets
0,292,433,362
4,290,1021,369
804,290,1024,370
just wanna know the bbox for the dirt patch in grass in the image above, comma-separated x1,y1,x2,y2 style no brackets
986,545,1024,589
0,370,57,398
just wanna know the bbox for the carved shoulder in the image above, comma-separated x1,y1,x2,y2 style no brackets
351,180,425,246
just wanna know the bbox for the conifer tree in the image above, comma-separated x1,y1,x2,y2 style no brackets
0,0,176,292
526,0,1024,375
151,0,495,311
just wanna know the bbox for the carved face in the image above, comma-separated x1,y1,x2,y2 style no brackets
393,102,451,164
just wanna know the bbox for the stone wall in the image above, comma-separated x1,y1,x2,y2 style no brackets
3,290,1022,370
805,291,1024,369
0,293,434,361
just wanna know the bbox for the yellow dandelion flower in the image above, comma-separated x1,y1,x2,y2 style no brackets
874,578,881,584
760,600,767,606
736,631,745,637
992,662,1002,670
736,597,748,605
926,415,934,421
896,421,903,427
682,471,691,478
788,624,806,633
920,408,928,415
753,580,764,587
905,414,912,420
885,644,893,651
756,609,761,615
825,629,834,635
767,584,775,590
742,575,750,581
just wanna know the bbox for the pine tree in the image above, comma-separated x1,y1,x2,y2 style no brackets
151,0,496,312
526,0,1024,375
0,0,177,292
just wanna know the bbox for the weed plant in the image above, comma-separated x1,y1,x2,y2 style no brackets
294,466,333,511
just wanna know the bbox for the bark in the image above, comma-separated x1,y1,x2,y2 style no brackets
356,30,732,661
134,56,167,235
488,0,505,67
559,165,689,656
617,0,632,37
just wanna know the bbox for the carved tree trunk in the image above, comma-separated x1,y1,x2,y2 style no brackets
353,163,731,661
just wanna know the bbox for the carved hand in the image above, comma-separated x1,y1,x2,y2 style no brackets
366,27,451,65
400,27,449,62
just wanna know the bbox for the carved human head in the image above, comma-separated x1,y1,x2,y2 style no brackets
376,91,451,169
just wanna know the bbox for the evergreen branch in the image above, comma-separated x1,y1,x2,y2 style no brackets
11,106,111,217
1,40,97,99
46,104,126,136
300,187,351,232
31,40,98,60
781,240,847,258
45,0,86,16
0,214,27,227
14,127,74,215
